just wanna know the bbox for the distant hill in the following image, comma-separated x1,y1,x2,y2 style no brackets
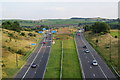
0,17,118,29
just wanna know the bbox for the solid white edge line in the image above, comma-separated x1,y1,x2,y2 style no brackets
21,44,44,79
42,35,52,80
32,39,47,78
60,41,63,80
74,34,86,80
14,37,44,78
80,33,108,79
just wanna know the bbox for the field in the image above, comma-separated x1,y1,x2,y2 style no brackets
110,30,120,38
44,27,82,78
1,28,42,78
84,31,120,74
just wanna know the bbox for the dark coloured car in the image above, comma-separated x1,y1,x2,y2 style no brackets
31,63,37,68
83,46,87,48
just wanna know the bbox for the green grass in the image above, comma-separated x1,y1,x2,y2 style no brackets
84,31,119,74
44,40,62,78
44,34,82,78
62,37,82,78
110,31,120,38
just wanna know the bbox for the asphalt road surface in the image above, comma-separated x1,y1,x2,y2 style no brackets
75,32,117,80
15,31,52,79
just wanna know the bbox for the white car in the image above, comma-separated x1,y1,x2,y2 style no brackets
84,49,89,53
92,60,98,66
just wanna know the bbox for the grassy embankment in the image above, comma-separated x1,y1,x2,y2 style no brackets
44,27,82,78
84,30,120,74
1,28,42,78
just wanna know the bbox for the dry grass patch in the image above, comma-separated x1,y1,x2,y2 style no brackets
1,28,42,78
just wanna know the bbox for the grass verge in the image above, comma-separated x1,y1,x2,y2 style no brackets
44,40,61,78
84,31,120,76
62,35,82,78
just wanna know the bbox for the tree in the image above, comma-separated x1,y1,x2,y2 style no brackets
83,25,92,31
2,21,22,32
92,22,110,33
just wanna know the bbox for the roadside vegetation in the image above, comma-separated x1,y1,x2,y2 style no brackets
110,30,120,38
1,24,42,78
84,30,120,75
45,27,82,78
44,40,61,78
83,21,120,75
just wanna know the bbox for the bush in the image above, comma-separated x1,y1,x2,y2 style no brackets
33,34,36,37
16,49,23,55
28,33,33,36
8,33,14,37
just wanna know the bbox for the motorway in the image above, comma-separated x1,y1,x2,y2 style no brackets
15,31,52,79
75,32,116,79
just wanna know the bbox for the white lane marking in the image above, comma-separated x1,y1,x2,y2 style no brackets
60,41,64,80
74,35,86,80
93,74,95,77
46,46,51,47
80,33,108,79
88,61,89,63
21,44,44,79
90,66,92,69
42,37,52,80
32,41,47,78
86,56,87,59
35,71,36,74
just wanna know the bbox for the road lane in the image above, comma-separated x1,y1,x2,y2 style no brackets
75,32,116,79
15,31,52,79
33,34,52,78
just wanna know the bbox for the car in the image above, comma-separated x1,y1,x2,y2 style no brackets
31,63,37,68
83,46,87,48
92,60,98,66
84,49,89,53
77,33,80,36
43,42,47,44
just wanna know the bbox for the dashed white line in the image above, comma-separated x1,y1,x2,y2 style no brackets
90,66,92,69
42,37,52,80
35,71,36,74
93,74,95,77
21,44,44,79
80,33,108,79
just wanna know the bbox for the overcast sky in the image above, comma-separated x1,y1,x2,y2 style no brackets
0,0,119,20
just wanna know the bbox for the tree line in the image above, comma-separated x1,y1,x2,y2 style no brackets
83,22,110,34
2,21,22,32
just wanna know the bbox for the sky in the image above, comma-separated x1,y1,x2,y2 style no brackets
0,0,120,20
